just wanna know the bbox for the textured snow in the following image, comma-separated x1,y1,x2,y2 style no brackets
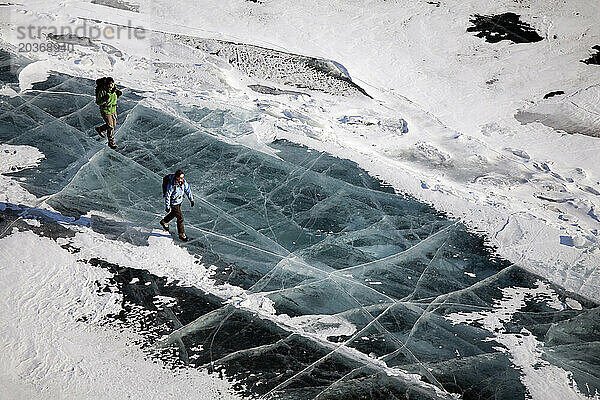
0,144,44,207
1,0,600,398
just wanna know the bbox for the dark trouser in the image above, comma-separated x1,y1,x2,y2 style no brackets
163,204,184,235
98,112,117,146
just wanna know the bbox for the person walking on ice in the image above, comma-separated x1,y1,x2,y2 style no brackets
160,169,194,242
95,77,122,150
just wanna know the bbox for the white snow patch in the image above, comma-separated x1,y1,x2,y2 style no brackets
285,314,356,339
153,295,178,310
0,144,45,175
0,85,18,97
565,298,583,311
0,144,44,207
17,60,53,92
23,218,40,227
235,292,277,315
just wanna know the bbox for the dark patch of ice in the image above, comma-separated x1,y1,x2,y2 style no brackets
0,48,30,89
514,110,600,137
48,33,96,47
248,84,308,96
0,203,79,244
101,43,123,57
560,235,575,246
91,0,139,12
543,90,565,99
467,13,543,44
581,45,600,65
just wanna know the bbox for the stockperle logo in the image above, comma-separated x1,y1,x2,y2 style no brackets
16,19,147,41
15,20,146,53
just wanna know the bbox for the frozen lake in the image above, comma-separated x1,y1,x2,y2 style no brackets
1,49,598,399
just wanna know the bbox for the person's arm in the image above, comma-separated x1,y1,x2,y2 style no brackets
184,182,194,206
111,85,122,97
165,184,174,211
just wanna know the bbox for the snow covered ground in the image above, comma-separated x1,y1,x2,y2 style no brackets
1,0,599,399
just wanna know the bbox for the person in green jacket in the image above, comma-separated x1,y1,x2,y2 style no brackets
95,77,122,150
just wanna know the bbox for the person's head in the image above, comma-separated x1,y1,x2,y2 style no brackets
95,77,106,94
95,77,115,93
174,170,185,185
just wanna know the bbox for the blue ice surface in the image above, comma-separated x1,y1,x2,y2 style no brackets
0,49,598,399
560,235,575,247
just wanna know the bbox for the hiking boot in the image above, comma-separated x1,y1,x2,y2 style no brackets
108,143,118,150
179,234,189,242
95,126,106,137
159,220,169,232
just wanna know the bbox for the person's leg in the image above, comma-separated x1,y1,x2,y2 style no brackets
104,112,117,148
174,205,185,237
96,110,111,137
95,121,107,136
162,206,178,224
100,112,112,130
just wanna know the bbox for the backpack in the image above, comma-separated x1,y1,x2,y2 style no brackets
162,174,172,197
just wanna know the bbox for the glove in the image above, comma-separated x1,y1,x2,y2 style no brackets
165,207,170,213
115,89,122,97
190,200,195,207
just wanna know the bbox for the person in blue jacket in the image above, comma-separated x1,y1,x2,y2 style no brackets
160,169,194,242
